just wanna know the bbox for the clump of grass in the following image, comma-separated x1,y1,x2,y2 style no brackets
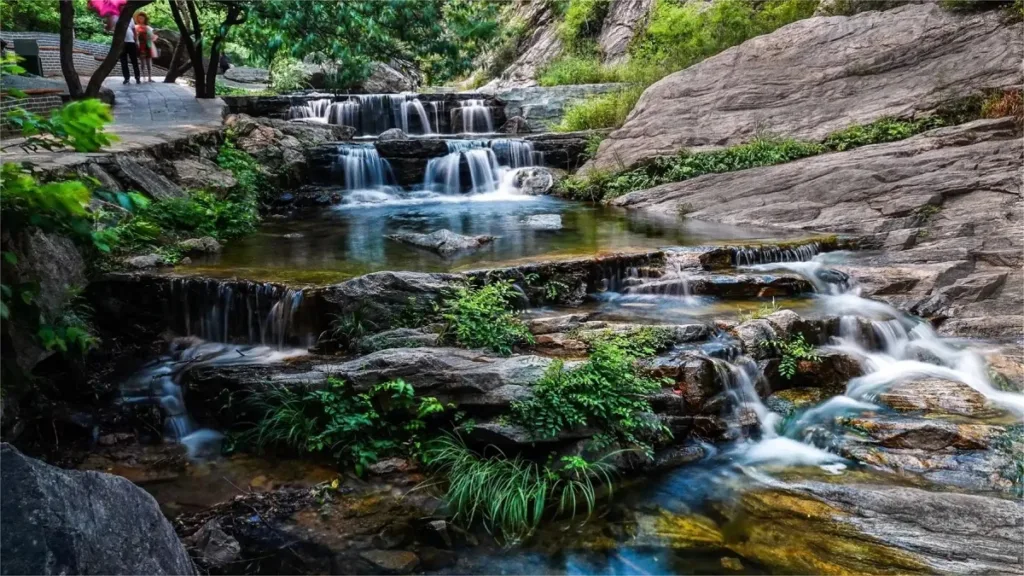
439,280,534,356
555,85,645,132
739,299,781,322
558,0,610,52
538,55,627,86
424,434,615,545
822,116,946,151
981,88,1023,121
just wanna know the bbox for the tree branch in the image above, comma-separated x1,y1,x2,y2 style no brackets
58,0,83,97
84,0,154,97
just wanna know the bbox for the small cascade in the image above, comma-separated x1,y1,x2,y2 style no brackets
489,139,541,168
423,140,503,194
287,95,441,135
746,252,850,294
333,144,397,191
121,341,307,457
168,278,314,347
458,99,494,133
596,250,701,304
732,242,822,267
400,98,434,134
712,354,780,440
287,98,333,120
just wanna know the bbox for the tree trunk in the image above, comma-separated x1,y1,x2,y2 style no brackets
163,39,187,83
84,0,153,98
200,4,245,99
168,0,204,97
58,0,83,98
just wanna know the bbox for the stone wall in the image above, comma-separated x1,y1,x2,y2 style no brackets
1,31,111,77
491,83,626,130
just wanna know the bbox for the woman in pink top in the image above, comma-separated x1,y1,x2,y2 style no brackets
134,12,158,82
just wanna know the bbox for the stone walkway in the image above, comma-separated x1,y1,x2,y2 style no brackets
2,77,225,170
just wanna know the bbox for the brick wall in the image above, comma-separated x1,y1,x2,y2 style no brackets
2,31,110,77
0,93,65,136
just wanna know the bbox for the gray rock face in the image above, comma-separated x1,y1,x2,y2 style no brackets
114,155,186,200
224,66,269,84
484,0,563,89
177,237,222,255
588,3,1022,170
599,0,654,63
387,229,496,256
169,158,237,194
378,128,409,141
124,253,169,269
494,84,627,129
499,115,531,134
315,271,464,328
612,119,1023,338
361,61,420,93
188,519,240,569
513,167,556,195
357,328,440,352
0,443,196,575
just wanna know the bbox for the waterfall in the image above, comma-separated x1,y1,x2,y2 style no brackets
489,139,541,168
333,144,397,191
732,242,822,267
287,98,333,120
423,140,503,194
458,99,494,133
288,95,439,135
400,98,434,134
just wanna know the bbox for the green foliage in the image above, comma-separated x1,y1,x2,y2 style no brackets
325,304,379,351
424,434,615,544
579,326,675,357
478,16,528,84
583,132,607,160
268,56,309,93
555,86,644,132
557,136,823,201
439,281,534,355
511,340,668,452
538,55,627,86
5,99,118,153
239,378,442,475
558,0,610,53
822,116,946,152
760,333,820,379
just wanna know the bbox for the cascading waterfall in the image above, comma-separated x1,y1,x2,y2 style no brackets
333,144,397,191
400,98,434,134
732,242,822,266
423,139,531,194
489,139,542,168
595,250,700,304
287,94,440,134
458,99,494,133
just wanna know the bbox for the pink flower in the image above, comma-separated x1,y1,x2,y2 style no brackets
87,0,127,18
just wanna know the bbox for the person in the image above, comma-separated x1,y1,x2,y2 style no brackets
107,13,140,84
134,12,158,82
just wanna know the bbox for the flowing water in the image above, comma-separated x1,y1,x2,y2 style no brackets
288,94,444,135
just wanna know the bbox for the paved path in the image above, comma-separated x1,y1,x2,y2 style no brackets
2,77,225,170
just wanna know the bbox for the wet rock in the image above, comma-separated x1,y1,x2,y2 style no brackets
653,443,706,470
418,546,457,570
367,458,417,476
378,128,409,141
359,550,419,574
169,158,237,194
841,414,1001,452
526,313,590,335
358,328,440,352
766,350,863,393
732,319,777,360
523,213,562,229
189,519,240,569
878,378,997,418
114,155,186,200
500,115,531,134
387,229,496,257
315,271,464,329
641,354,718,413
765,387,828,417
421,519,452,549
177,236,222,255
124,253,169,269
512,167,556,195
589,4,1022,170
532,332,589,357
469,421,598,447
0,443,196,575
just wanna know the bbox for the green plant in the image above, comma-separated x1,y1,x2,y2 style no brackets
324,304,379,351
580,326,675,357
583,132,607,160
558,0,610,52
981,88,1023,120
424,434,615,544
760,333,820,379
239,378,443,475
739,299,781,322
555,86,644,132
439,281,534,355
268,56,309,93
512,340,668,452
822,116,946,152
4,99,118,153
538,54,626,86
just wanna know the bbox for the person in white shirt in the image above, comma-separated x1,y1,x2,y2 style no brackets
107,14,140,84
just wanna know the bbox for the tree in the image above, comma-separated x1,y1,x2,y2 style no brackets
167,0,249,98
58,0,154,99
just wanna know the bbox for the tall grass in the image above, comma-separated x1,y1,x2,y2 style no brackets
555,85,645,132
424,434,615,545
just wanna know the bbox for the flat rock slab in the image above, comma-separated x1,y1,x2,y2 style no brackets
387,229,496,257
588,3,1022,170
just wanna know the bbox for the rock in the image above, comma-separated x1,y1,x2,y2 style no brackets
11,230,86,324
85,162,122,191
190,519,240,569
641,354,718,413
378,128,409,141
588,3,1022,170
417,547,457,570
877,378,997,418
612,119,1023,339
224,66,269,84
599,0,654,64
765,387,828,417
177,236,222,255
0,443,196,575
387,229,496,257
526,313,590,335
152,27,179,69
316,271,464,328
124,253,168,269
358,328,439,352
767,350,863,393
732,319,778,360
485,0,563,89
367,457,417,476
114,155,186,200
361,61,420,93
500,115,531,134
842,414,1001,451
815,0,917,16
421,519,453,549
523,213,562,230
512,167,556,195
495,85,626,130
169,158,237,194
358,550,419,574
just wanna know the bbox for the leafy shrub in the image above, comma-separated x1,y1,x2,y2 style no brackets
822,116,946,151
269,56,309,93
424,434,615,544
583,132,607,160
555,85,644,132
578,326,675,356
760,333,820,379
557,136,823,201
511,340,668,451
239,378,444,475
439,281,534,355
981,89,1023,121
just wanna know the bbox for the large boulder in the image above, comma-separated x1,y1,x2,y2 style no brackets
169,158,237,194
113,155,186,200
613,119,1023,339
588,3,1022,170
223,66,269,84
0,443,196,575
483,0,563,89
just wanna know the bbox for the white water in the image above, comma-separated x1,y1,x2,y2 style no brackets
333,144,398,191
288,94,441,135
459,99,494,133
